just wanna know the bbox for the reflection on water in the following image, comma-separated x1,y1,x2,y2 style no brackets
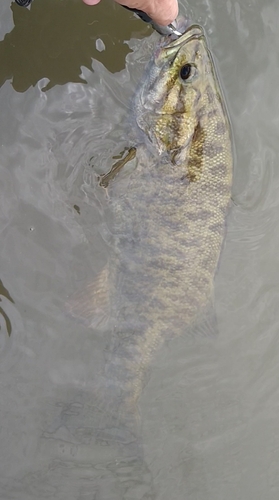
0,0,148,91
1,0,279,498
0,279,15,336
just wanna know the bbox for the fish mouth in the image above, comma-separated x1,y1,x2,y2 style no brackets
160,24,205,57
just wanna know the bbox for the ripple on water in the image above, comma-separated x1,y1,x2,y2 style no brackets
1,1,279,498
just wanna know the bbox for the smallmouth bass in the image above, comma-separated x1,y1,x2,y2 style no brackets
72,24,233,444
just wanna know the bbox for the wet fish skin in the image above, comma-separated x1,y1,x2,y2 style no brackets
54,25,233,500
69,25,233,441
104,24,233,411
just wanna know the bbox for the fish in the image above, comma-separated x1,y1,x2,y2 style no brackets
70,23,233,456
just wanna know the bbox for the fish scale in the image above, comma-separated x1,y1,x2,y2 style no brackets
105,25,233,414
70,24,233,453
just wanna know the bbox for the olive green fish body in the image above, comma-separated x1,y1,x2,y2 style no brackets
103,25,232,411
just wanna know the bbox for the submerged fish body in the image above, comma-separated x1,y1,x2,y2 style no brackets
103,25,233,413
72,25,233,449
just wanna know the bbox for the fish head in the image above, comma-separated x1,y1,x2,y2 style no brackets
135,25,218,163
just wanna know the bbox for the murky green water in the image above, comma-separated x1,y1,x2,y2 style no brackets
1,0,279,498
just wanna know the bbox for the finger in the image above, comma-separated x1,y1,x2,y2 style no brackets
82,0,102,5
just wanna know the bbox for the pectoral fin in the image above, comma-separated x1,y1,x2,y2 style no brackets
66,266,110,328
99,147,137,188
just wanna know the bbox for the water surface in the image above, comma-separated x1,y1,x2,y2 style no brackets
1,0,279,498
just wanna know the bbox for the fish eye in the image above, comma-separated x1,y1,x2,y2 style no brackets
180,64,193,81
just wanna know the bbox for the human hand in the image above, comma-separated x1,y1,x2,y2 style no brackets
82,0,178,27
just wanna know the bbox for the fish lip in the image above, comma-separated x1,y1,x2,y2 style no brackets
160,24,205,56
